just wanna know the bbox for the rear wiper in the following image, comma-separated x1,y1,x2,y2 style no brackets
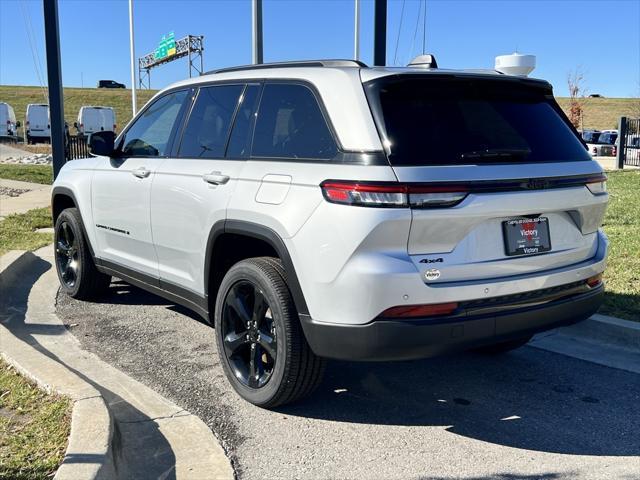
460,148,532,160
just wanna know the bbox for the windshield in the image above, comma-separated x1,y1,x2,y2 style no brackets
598,133,617,145
364,76,591,166
583,131,601,143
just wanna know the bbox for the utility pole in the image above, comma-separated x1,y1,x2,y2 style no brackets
354,0,360,60
373,0,387,66
42,0,65,179
252,0,263,64
129,0,137,116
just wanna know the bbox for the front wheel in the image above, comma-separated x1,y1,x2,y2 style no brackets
54,208,111,299
214,257,325,408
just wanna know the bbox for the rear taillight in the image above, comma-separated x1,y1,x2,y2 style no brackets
585,173,607,195
113,124,117,131
592,147,597,154
612,146,617,156
320,181,468,208
380,302,459,319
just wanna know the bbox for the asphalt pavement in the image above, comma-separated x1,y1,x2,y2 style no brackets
57,281,640,480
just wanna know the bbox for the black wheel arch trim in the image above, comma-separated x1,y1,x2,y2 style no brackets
51,186,96,259
204,219,310,316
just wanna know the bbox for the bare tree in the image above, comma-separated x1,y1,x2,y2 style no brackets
567,68,588,129
633,80,640,119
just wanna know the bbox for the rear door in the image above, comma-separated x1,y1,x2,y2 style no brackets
151,83,259,296
364,75,608,284
91,89,189,277
28,105,49,136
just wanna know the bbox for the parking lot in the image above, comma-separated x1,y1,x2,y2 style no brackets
57,281,640,480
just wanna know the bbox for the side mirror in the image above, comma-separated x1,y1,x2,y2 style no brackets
73,122,78,129
89,131,117,157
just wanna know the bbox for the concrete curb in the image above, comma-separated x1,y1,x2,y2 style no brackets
0,248,234,479
575,313,640,349
530,313,640,375
1,250,116,480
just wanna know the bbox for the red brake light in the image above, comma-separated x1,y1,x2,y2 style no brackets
587,273,603,288
380,302,459,318
320,181,468,208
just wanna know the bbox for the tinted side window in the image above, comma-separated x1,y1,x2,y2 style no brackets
252,83,337,160
226,84,261,158
179,85,243,159
122,90,188,157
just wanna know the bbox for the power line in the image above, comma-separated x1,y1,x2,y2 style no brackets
409,0,423,63
393,0,406,66
19,0,48,102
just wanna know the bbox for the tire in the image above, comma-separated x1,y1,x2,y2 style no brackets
214,257,326,408
473,335,532,354
54,207,111,300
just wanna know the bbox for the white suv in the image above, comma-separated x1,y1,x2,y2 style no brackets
52,60,609,407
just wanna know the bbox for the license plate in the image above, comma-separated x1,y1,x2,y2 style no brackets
502,217,551,256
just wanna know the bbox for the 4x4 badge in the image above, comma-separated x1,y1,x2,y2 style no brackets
424,269,441,281
420,257,443,264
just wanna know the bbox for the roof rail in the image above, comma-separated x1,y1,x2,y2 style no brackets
206,59,368,75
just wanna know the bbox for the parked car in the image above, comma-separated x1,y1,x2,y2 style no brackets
97,80,125,89
587,130,618,157
0,102,19,142
25,103,50,144
75,106,116,136
52,59,609,407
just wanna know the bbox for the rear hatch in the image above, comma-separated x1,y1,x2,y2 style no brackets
363,73,607,284
28,105,49,132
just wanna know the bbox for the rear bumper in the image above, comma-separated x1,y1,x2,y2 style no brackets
300,283,604,361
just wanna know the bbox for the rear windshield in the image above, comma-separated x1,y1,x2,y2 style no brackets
364,76,591,166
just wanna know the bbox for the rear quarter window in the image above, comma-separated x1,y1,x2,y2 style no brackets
251,83,337,160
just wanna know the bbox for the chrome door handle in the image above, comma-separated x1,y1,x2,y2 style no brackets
202,172,230,185
132,167,151,179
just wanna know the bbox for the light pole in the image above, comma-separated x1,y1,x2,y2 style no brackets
374,0,387,66
129,0,137,116
354,0,360,60
42,0,65,179
252,0,263,64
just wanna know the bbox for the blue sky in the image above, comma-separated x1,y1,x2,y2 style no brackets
1,0,639,97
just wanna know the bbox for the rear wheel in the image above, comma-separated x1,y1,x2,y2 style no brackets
473,335,532,354
54,208,111,299
214,257,325,408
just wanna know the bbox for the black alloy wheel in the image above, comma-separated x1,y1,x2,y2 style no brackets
221,281,278,389
55,220,79,288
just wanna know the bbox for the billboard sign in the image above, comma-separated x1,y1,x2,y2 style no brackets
154,32,177,61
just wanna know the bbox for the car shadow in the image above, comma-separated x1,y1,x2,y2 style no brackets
100,280,208,324
280,348,640,457
67,276,640,460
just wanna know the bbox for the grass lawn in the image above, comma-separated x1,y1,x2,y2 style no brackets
600,170,640,321
0,360,71,480
0,208,53,256
0,164,53,185
0,85,157,137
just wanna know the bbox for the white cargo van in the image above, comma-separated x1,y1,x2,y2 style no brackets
25,104,50,144
75,106,116,136
0,102,19,141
